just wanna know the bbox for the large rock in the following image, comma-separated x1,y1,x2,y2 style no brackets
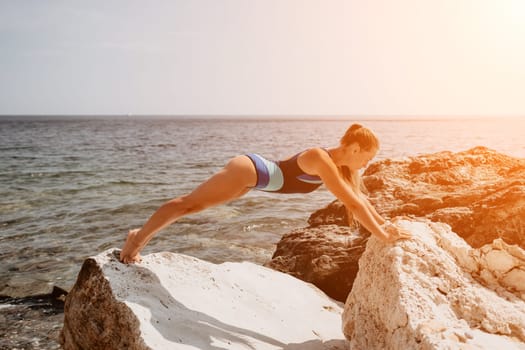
342,219,525,350
307,201,349,228
265,225,369,302
309,147,525,248
60,249,347,350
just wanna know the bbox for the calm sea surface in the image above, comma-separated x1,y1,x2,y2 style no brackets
1,117,524,298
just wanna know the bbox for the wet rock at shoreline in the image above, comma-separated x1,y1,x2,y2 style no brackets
61,249,347,350
309,147,525,248
342,219,525,349
307,201,349,228
265,225,369,302
0,286,67,350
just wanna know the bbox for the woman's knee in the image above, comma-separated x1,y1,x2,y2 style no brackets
166,196,205,216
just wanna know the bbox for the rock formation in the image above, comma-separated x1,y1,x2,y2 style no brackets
309,147,525,248
265,225,369,302
342,219,525,350
61,249,347,350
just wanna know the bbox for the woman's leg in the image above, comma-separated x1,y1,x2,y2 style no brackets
120,155,257,263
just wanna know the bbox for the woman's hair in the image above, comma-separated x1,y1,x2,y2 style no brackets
340,123,379,151
339,124,379,195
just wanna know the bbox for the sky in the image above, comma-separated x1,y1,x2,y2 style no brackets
1,0,524,117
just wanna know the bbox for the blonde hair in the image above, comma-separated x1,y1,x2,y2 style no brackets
339,124,379,195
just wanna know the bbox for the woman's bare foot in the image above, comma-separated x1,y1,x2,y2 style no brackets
120,229,143,263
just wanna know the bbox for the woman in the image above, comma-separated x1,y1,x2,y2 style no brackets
120,123,411,263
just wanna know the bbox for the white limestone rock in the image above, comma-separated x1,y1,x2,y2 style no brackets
61,249,347,350
342,219,525,350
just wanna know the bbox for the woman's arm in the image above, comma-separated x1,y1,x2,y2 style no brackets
346,205,385,227
299,149,393,242
359,194,385,225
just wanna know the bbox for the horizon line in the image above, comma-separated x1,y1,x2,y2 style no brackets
1,114,524,122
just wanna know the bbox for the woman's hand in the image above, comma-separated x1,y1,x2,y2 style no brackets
392,215,413,223
384,222,412,242
120,229,143,264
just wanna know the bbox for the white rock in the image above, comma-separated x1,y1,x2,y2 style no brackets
61,249,347,350
483,249,517,275
342,220,525,350
502,268,525,292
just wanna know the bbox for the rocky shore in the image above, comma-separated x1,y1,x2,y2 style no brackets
60,219,525,349
4,147,524,349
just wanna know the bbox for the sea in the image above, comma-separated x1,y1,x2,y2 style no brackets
1,116,524,348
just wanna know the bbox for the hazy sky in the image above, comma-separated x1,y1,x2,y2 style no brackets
1,0,524,116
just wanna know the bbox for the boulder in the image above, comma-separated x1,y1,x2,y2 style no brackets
309,147,525,248
342,219,525,350
60,249,347,350
307,201,349,228
265,225,369,302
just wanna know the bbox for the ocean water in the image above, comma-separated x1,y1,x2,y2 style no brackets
0,117,524,347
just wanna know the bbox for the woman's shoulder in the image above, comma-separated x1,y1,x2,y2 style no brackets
297,147,332,171
300,147,331,159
